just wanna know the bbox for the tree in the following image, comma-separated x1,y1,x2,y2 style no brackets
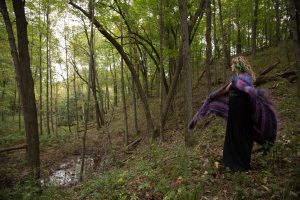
84,1,103,130
252,0,259,55
217,0,230,81
179,0,193,146
161,0,206,130
159,0,165,140
289,0,300,99
0,0,40,181
38,0,43,135
46,0,51,135
120,25,129,145
275,0,281,46
206,0,212,92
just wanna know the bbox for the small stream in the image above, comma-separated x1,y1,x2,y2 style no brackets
41,156,95,187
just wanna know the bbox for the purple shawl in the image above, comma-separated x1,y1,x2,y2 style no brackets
188,73,277,145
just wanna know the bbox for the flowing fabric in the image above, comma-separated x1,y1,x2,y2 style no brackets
188,73,277,145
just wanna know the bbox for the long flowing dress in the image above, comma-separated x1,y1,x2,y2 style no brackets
223,85,254,171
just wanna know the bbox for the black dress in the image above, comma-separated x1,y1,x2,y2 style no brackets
223,85,254,171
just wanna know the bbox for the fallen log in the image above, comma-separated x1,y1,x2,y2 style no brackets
255,70,297,86
126,137,142,150
0,144,27,153
258,58,280,76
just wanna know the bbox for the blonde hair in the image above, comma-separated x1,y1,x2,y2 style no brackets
231,56,256,82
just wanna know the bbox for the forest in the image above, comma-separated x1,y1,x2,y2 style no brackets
0,0,300,199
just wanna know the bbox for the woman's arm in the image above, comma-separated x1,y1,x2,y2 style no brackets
223,82,232,94
210,82,231,100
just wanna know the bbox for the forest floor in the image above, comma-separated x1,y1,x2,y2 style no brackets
1,42,300,200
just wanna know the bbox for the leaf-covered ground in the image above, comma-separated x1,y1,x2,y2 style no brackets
1,42,300,199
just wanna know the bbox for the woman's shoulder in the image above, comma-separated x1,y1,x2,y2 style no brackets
231,73,253,85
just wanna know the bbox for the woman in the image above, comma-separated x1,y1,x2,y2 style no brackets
220,56,256,171
188,56,277,171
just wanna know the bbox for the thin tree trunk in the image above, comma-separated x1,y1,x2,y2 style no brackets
95,75,105,125
217,0,230,82
120,25,129,145
290,0,300,99
65,28,71,133
13,78,17,121
236,3,242,54
206,0,212,93
49,29,54,135
80,58,92,183
105,71,110,112
73,59,79,134
0,0,40,181
131,38,139,135
55,82,58,135
275,0,281,46
227,1,231,55
112,53,118,107
159,0,165,141
18,91,21,131
46,1,51,135
129,37,138,135
252,0,259,55
212,0,219,58
179,0,193,146
38,0,43,135
87,2,102,130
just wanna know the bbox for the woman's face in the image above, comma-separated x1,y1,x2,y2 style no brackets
231,62,237,72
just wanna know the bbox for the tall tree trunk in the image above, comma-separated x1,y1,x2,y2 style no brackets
217,0,230,82
65,28,71,133
80,56,92,183
159,0,165,140
18,91,21,131
290,0,300,99
105,71,110,112
111,53,118,107
55,82,58,135
49,29,54,135
275,0,281,46
212,0,219,58
131,65,138,135
206,0,212,93
46,1,51,135
38,0,43,135
87,1,102,130
179,0,193,146
0,0,40,181
73,52,79,134
120,25,129,145
161,0,206,130
95,75,105,125
131,39,139,135
226,0,231,55
129,36,139,135
236,4,242,54
13,78,17,121
252,0,259,55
